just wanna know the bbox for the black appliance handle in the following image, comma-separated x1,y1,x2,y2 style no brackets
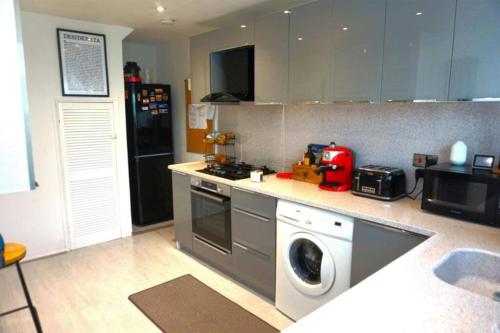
190,188,228,203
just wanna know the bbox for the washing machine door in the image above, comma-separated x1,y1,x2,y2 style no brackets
283,232,335,296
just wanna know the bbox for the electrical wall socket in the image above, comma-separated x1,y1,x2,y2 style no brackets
413,153,438,168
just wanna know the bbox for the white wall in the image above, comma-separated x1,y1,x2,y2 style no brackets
157,37,203,163
122,41,158,83
0,12,132,259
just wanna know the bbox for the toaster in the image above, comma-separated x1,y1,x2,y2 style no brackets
352,165,406,201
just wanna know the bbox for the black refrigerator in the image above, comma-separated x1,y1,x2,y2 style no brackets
125,82,174,226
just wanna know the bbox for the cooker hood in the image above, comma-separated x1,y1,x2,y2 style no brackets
200,92,240,105
205,45,254,104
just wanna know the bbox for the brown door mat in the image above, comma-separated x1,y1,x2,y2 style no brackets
129,274,279,333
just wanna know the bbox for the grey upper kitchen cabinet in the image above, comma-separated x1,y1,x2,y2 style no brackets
0,0,35,195
331,0,386,103
190,32,211,103
381,0,456,102
208,22,254,52
289,0,333,104
190,22,254,102
254,11,289,104
172,171,192,251
449,0,500,101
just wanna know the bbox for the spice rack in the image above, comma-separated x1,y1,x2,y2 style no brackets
203,132,237,167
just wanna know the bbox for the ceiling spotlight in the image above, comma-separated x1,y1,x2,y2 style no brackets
240,24,247,28
160,17,176,25
342,26,349,31
283,10,291,14
156,5,165,12
298,37,303,41
416,11,423,16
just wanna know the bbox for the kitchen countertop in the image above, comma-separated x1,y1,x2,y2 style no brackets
169,161,500,332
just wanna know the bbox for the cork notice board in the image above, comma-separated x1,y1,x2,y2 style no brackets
185,79,213,153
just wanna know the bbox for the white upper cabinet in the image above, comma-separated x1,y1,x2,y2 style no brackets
289,0,333,103
254,11,289,104
449,0,500,101
381,0,456,102
331,0,385,103
0,0,35,195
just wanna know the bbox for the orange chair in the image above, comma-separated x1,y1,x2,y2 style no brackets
0,238,43,333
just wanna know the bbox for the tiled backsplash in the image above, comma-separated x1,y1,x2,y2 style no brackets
217,102,500,189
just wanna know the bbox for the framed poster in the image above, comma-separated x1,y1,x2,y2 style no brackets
57,29,109,97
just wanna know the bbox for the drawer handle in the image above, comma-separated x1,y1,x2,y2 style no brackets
233,241,270,260
233,241,248,251
173,171,187,176
233,187,256,195
357,220,428,238
193,235,229,255
191,189,228,203
233,207,270,222
331,100,373,104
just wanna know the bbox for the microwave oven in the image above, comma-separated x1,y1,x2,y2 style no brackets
422,163,500,228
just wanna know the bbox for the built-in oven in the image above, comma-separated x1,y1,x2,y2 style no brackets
190,176,232,253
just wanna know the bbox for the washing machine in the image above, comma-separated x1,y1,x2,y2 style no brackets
275,200,354,321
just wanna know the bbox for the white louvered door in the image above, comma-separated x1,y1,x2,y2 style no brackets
58,102,121,249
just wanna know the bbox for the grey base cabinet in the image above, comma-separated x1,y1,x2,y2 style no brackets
172,171,192,251
230,187,277,300
350,219,428,286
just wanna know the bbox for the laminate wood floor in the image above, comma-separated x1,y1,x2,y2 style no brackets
0,227,293,332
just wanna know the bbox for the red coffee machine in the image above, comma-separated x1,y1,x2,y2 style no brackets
314,142,354,191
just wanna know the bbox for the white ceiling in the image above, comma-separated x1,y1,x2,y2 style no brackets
20,0,312,43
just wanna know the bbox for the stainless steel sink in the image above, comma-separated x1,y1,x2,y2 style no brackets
433,248,500,299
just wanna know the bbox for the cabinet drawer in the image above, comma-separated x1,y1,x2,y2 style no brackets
232,187,277,219
232,207,275,256
231,242,276,301
192,235,231,271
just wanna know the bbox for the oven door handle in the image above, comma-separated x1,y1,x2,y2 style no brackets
190,188,228,203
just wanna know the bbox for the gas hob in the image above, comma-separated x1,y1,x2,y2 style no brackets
197,162,275,180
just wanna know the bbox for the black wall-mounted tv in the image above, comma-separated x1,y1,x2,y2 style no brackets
210,45,254,101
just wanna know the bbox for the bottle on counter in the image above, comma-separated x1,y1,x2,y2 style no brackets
303,151,311,166
450,141,467,166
